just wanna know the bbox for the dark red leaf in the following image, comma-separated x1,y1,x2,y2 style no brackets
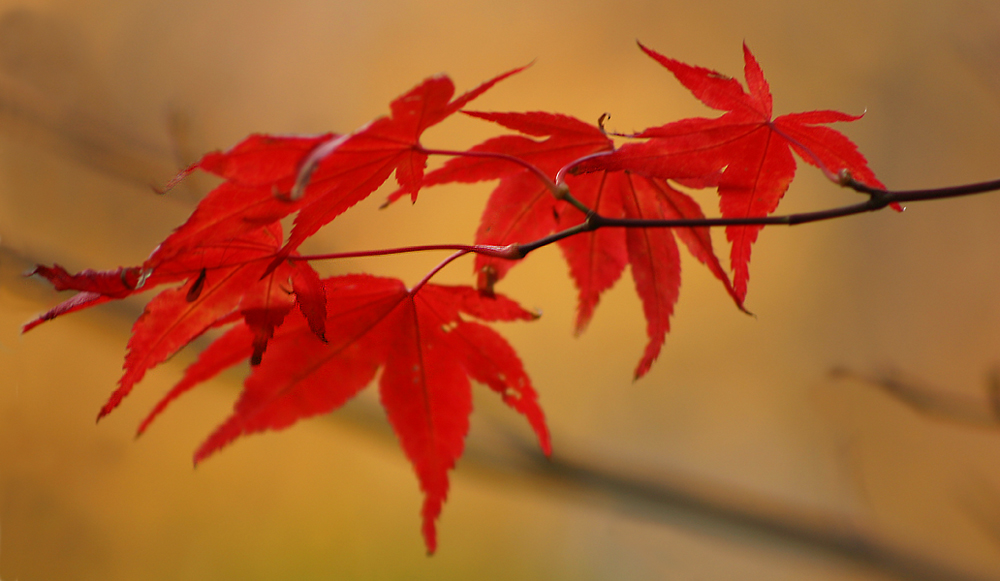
173,275,546,554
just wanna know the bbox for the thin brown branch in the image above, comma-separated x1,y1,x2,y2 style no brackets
516,176,1000,256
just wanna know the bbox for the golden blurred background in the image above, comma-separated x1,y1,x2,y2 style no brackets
2,0,1000,579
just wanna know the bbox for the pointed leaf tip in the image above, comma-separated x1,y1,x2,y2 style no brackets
740,42,772,118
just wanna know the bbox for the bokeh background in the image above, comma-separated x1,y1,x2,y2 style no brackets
2,0,1000,579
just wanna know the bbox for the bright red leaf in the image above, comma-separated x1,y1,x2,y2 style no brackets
404,111,613,289
136,274,548,554
108,224,328,419
276,67,526,259
151,133,334,267
579,42,885,300
560,171,744,377
26,222,326,418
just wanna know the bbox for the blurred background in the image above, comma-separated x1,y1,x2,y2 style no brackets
2,0,1000,579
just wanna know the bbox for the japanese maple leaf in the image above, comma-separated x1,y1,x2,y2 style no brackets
136,274,549,554
560,171,744,377
580,42,885,300
392,111,614,288
396,111,742,377
25,223,327,418
149,133,335,266
272,66,527,259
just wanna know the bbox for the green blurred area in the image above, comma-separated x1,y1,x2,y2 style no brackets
3,0,1000,579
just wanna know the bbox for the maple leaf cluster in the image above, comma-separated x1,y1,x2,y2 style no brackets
24,42,881,552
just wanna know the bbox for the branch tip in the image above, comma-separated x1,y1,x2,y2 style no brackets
553,182,571,200
597,113,611,133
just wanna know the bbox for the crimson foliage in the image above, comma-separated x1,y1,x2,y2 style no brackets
25,43,881,552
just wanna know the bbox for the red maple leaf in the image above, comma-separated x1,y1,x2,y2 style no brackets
560,171,744,377
136,274,549,554
26,223,327,418
274,67,527,259
579,42,886,300
399,111,742,377
149,133,335,266
392,111,613,288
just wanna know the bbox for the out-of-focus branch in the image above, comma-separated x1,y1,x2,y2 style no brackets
831,366,1000,428
0,73,177,189
325,392,998,581
0,7,199,197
